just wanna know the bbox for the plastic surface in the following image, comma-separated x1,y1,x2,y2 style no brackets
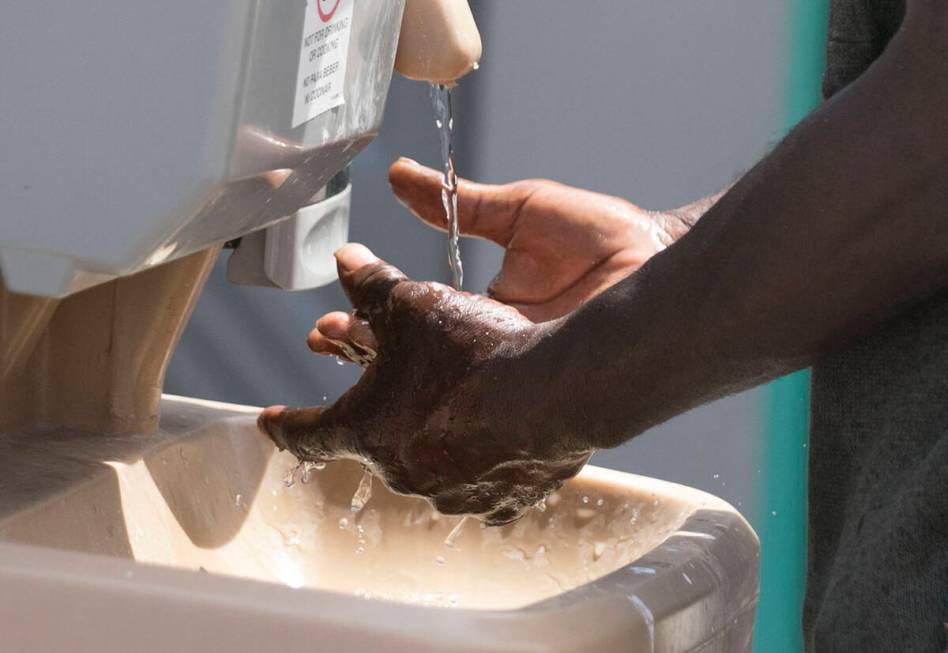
0,396,758,652
227,184,351,291
0,0,404,297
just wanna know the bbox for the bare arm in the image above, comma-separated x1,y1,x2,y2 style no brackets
259,1,948,523
503,1,948,449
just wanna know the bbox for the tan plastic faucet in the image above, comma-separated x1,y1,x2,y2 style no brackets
395,0,482,85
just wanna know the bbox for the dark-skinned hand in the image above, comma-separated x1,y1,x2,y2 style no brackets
258,244,592,525
302,159,684,360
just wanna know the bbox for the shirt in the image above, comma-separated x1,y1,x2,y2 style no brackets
807,1,948,651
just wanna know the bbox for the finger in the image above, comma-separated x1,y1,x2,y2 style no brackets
334,244,409,326
314,312,378,367
307,312,349,354
483,504,524,527
257,405,344,461
389,157,533,246
346,317,378,355
306,326,346,357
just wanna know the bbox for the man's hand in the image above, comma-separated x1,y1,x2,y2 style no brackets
258,244,592,525
389,158,683,322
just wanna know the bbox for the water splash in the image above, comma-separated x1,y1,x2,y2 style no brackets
444,516,468,548
350,467,374,514
285,460,325,488
301,461,325,484
430,84,463,289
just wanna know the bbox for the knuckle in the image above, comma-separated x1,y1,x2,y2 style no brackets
485,505,523,526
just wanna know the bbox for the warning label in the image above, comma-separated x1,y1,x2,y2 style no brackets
292,0,354,128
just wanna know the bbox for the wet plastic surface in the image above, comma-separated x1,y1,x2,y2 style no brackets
0,396,758,651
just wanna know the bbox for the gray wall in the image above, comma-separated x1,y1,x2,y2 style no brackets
168,0,790,515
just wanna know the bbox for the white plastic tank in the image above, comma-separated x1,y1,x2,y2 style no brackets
0,0,404,297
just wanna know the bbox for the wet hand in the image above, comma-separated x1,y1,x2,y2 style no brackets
389,157,679,321
257,244,592,525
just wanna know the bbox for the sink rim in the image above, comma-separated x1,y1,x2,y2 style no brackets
0,395,760,652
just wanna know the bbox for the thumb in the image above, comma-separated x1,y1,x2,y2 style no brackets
389,157,527,246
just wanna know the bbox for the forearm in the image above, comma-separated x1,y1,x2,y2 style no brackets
508,4,948,451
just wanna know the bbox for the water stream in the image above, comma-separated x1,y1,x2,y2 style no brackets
430,84,463,290
340,84,466,529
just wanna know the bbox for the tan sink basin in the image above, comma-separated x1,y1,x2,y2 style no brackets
0,395,758,652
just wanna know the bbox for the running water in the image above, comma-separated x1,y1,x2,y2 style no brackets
444,516,468,548
284,460,325,488
350,467,374,513
341,84,467,527
430,84,463,289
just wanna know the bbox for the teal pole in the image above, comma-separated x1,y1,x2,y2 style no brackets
752,2,828,652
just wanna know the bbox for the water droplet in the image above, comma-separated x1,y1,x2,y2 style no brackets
713,473,720,480
335,358,345,366
771,510,778,517
593,542,607,560
536,498,548,513
284,465,298,488
355,546,365,555
314,462,327,470
338,517,349,529
435,555,445,566
235,494,242,507
596,498,604,507
582,496,590,504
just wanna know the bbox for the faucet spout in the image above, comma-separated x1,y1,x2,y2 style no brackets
394,0,482,86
